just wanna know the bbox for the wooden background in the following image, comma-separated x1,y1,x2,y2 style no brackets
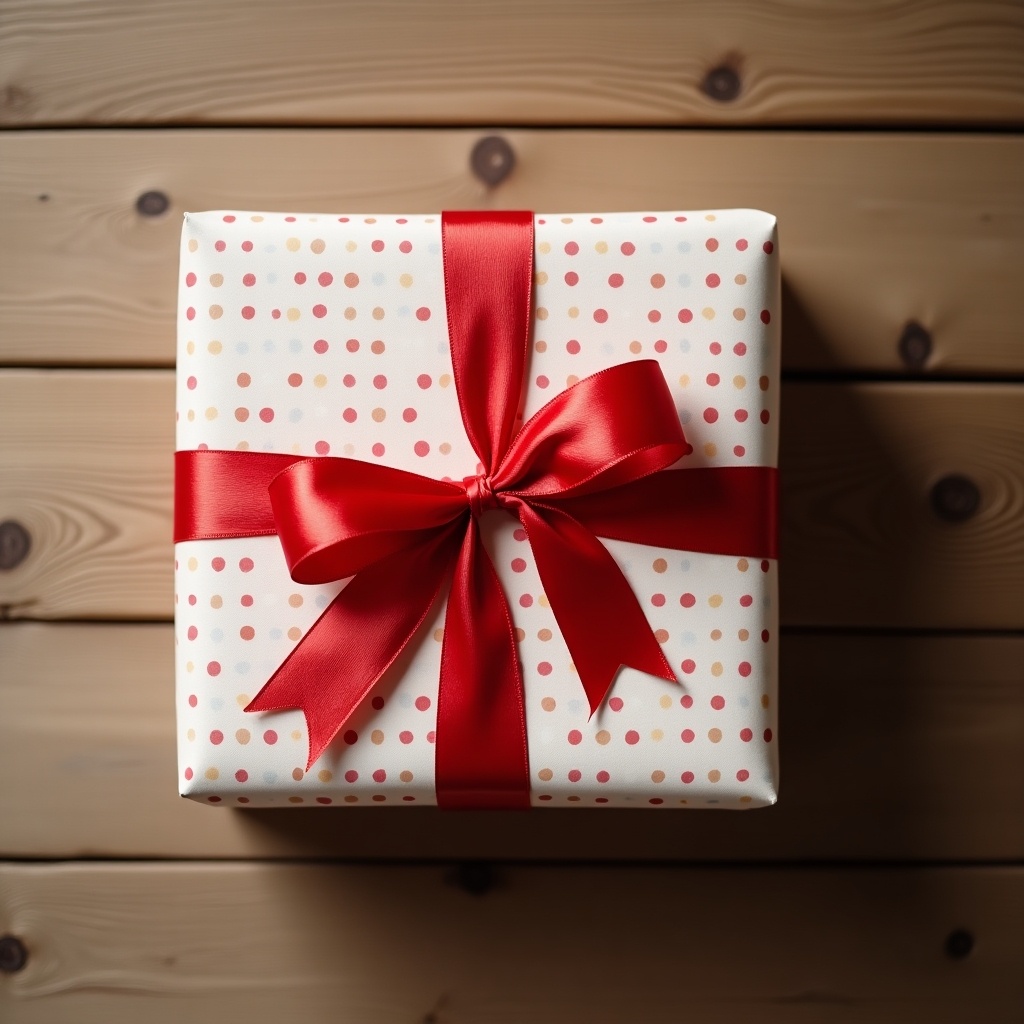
1,1,1023,1020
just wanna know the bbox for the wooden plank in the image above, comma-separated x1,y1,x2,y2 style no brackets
2,623,1021,861
1,862,1021,1023
2,372,1022,628
1,0,1022,128
1,130,1023,372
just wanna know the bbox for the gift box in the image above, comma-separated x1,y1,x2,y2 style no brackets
175,209,779,809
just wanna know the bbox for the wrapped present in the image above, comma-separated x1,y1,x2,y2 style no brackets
174,209,779,809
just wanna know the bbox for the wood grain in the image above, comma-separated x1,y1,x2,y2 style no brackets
2,130,1023,372
2,372,1021,628
1,0,1022,128
1,862,1021,1023
2,623,1022,861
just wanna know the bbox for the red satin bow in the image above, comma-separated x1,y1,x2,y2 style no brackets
174,211,778,809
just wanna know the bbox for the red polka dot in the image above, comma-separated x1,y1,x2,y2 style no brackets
313,304,327,318
706,273,720,288
185,272,196,287
313,339,328,354
259,407,274,422
417,374,432,389
414,440,430,457
649,798,664,805
242,273,256,287
737,769,750,782
763,241,774,254
760,309,771,324
372,443,385,457
706,238,719,252
241,306,255,320
608,697,624,712
344,769,358,783
427,731,436,743
373,374,387,389
184,767,193,780
654,340,667,353
608,273,624,288
207,661,221,676
625,730,640,745
513,528,528,542
681,659,696,674
239,625,255,641
593,308,608,323
240,595,253,607
511,558,527,573
343,373,356,386
214,239,226,251
399,731,414,744
596,770,610,783
647,310,661,323
710,342,722,355
519,594,533,608
760,409,771,424
678,308,693,323
710,695,725,710
342,407,357,423
188,693,198,707
318,272,333,287
651,593,666,607
740,728,753,742
344,273,359,288
680,593,695,608
736,239,748,251
734,445,746,457
764,729,774,742
235,770,248,783
402,407,417,422
568,729,582,745
681,771,695,783
620,242,636,255
703,408,719,423
564,241,579,255
315,440,330,455
211,557,225,571
210,729,224,745
564,271,579,285
415,307,431,321
538,662,552,676
317,797,333,805
287,373,302,387
762,629,771,642
707,372,720,386
735,409,749,422
371,239,385,252
207,796,222,803
371,696,385,710
263,729,278,745
536,375,549,388
186,376,198,392
761,560,770,573
222,215,236,223
415,696,431,711
343,730,358,744
294,272,307,284
568,769,582,782
680,694,693,709
372,768,387,782
566,339,580,354
739,594,754,608
399,240,412,253
681,729,695,743
734,342,747,356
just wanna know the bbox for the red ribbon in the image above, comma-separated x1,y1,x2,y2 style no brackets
175,211,777,809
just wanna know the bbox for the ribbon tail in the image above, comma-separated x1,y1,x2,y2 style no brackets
435,518,531,809
246,527,459,770
515,501,676,716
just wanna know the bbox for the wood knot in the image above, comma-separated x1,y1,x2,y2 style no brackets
0,935,28,973
470,136,515,187
136,190,170,217
930,476,980,523
898,321,932,369
0,520,31,570
701,65,741,102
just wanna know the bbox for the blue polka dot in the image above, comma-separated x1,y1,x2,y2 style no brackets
262,339,275,353
269,628,283,640
428,243,441,255
235,662,251,675
210,628,223,642
601,342,615,355
650,242,663,253
739,696,750,708
264,245,277,254
262,771,278,784
314,594,330,609
681,631,697,644
567,699,584,714
397,693,413,708
372,272,386,286
679,410,692,424
289,408,303,423
679,559,691,571
677,242,691,254
677,273,691,287
288,338,302,353
210,697,224,711
266,273,278,284
236,342,249,354
678,339,691,353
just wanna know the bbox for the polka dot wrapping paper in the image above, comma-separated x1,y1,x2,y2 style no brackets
175,210,780,808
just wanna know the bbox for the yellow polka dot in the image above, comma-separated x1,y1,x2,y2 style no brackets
709,594,723,608
236,441,249,450
735,274,747,285
651,770,665,783
659,694,672,709
538,594,549,608
286,237,301,252
288,593,303,607
535,271,549,285
343,794,358,803
703,442,717,457
708,728,722,743
236,693,250,707
346,241,357,252
209,273,223,287
186,728,195,741
400,770,414,783
733,376,746,390
654,628,669,643
708,769,721,782
287,627,301,641
372,306,385,320
188,238,199,252
629,341,642,354
439,373,452,388
538,242,551,254
541,696,556,712
678,374,690,388
185,341,195,355
595,730,611,745
372,407,386,422
185,661,194,673
205,767,219,780
317,769,332,782
205,406,218,420
560,217,573,224
738,628,750,641
292,767,304,781
371,729,385,745
535,340,547,353
710,629,722,640
538,628,553,641
186,409,195,421
515,627,526,642
439,442,452,455
737,558,749,571
343,443,355,455
310,238,325,254
702,307,715,320
595,241,608,253
209,305,223,319
290,730,301,742
235,729,250,745
759,376,770,391
711,662,723,677
250,215,264,223
536,307,548,321
538,768,554,781
313,374,327,388
739,795,752,804
567,306,579,319
187,556,198,571
733,308,746,321
566,374,579,386
651,729,664,741
287,307,300,322
344,307,357,320
652,557,668,573
207,340,222,355
210,594,222,608
399,273,413,287
705,213,716,221
761,694,770,708
288,796,303,804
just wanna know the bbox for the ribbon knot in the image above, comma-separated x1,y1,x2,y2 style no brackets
464,473,501,518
